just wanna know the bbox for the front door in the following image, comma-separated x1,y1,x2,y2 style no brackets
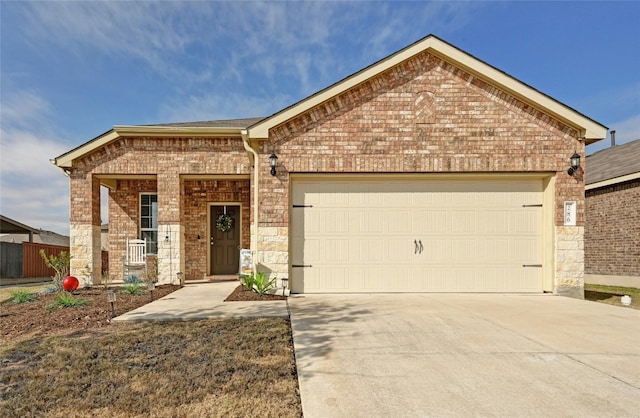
210,205,240,275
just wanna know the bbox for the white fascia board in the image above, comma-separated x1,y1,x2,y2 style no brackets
586,172,640,190
248,36,607,142
53,125,244,168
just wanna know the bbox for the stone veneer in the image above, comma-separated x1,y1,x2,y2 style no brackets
69,223,101,287
156,224,185,285
555,226,585,298
257,226,289,287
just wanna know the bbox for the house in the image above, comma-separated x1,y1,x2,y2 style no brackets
0,214,70,282
53,35,607,298
0,214,70,247
585,138,640,287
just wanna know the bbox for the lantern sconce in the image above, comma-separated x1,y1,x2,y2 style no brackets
567,151,581,176
269,152,278,176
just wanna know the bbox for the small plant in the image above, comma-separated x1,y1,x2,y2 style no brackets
121,283,144,295
101,270,112,290
10,289,35,304
47,292,88,310
39,286,59,295
252,272,277,296
240,274,256,291
40,249,71,291
124,274,143,284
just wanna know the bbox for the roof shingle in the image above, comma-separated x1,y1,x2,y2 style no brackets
586,139,640,184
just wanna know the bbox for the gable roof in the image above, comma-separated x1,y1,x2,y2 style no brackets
54,34,607,170
586,139,640,189
0,214,39,235
247,34,607,142
53,117,265,169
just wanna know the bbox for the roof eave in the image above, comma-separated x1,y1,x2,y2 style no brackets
53,125,244,169
247,34,607,142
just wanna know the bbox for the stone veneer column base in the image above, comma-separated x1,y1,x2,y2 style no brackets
555,226,585,299
258,226,289,288
69,223,102,287
156,224,185,285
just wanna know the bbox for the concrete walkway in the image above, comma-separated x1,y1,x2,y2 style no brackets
112,280,288,321
288,293,640,418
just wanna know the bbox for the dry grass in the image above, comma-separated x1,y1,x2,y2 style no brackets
584,284,640,309
0,318,302,418
0,284,51,303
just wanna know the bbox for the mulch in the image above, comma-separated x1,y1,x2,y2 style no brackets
1,283,286,342
224,284,287,301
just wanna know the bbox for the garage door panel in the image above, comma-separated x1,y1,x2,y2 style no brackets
291,178,544,293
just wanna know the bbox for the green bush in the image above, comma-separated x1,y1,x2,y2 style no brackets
240,274,256,291
39,249,70,291
10,289,35,304
252,273,277,296
124,275,143,284
47,293,88,310
121,283,144,295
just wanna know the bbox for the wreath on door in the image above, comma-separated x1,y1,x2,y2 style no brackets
215,214,234,232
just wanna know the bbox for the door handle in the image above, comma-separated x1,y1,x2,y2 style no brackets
414,240,419,254
210,239,214,246
418,240,424,254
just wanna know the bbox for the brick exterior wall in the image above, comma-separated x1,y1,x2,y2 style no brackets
108,179,157,281
66,48,590,294
261,51,584,228
183,179,251,279
585,179,640,276
258,50,586,293
72,137,251,283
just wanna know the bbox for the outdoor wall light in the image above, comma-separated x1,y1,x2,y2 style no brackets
567,151,581,176
269,152,278,176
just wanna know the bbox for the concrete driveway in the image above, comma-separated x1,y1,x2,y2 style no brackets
288,294,640,417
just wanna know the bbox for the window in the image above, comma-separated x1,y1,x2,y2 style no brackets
140,193,158,254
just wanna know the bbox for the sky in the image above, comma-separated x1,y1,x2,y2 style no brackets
1,1,639,235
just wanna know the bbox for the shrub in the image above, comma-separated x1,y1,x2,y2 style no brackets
240,274,256,291
39,286,59,295
251,272,277,296
121,283,144,295
124,275,143,284
47,293,88,310
10,289,35,304
39,250,71,291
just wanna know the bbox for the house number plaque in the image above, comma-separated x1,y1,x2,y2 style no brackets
564,201,576,226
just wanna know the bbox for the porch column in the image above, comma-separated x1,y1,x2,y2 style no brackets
156,173,185,284
69,172,102,287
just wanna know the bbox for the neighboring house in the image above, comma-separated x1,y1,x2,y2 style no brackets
0,214,70,247
53,35,607,298
585,139,640,287
0,214,70,280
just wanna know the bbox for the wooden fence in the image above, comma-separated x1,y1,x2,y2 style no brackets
22,242,69,278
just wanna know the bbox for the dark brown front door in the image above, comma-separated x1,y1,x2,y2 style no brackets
210,205,240,275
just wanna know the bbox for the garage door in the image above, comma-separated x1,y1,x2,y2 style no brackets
290,177,543,293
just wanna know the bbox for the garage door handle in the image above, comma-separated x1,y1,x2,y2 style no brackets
522,264,542,267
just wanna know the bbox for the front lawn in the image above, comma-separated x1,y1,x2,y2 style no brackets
0,318,301,417
584,284,640,309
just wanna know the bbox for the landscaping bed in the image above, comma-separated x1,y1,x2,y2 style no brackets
0,285,180,341
0,284,302,417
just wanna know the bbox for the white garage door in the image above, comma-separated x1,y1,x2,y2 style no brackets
290,177,543,293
